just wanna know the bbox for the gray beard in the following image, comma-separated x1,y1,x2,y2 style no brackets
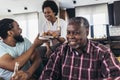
68,43,80,49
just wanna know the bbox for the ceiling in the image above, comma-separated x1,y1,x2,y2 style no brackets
0,0,119,16
0,0,44,16
60,0,119,8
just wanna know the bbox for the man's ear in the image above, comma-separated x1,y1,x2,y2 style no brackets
7,31,13,36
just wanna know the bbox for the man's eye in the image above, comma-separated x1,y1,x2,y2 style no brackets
67,31,70,34
74,32,80,35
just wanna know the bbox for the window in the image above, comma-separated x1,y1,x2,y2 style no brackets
14,13,39,43
76,4,109,38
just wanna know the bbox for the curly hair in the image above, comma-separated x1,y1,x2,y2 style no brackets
0,18,14,39
42,0,58,16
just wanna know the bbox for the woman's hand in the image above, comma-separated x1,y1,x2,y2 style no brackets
43,30,60,38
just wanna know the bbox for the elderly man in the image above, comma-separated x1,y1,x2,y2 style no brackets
40,17,120,80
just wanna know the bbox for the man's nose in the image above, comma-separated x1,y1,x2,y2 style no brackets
69,33,75,38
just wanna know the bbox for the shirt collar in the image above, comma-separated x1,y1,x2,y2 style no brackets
65,39,91,54
86,40,91,54
80,39,90,54
75,39,91,54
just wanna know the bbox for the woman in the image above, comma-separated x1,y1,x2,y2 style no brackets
41,0,67,58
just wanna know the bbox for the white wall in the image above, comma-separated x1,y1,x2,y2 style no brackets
38,12,46,35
